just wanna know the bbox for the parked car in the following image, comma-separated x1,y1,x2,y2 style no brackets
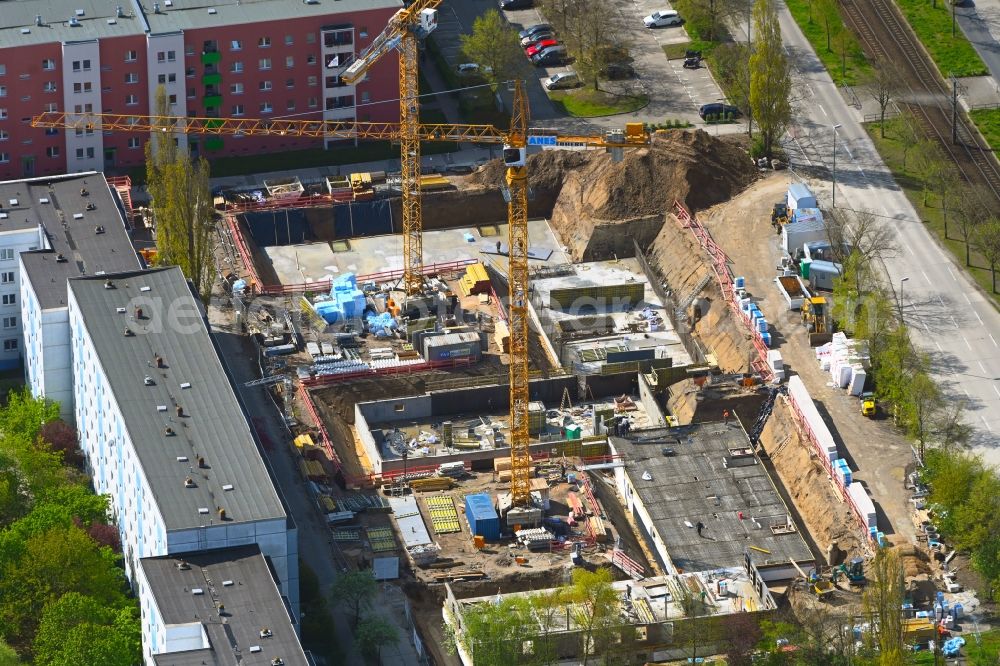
499,0,533,9
521,31,554,47
518,23,551,40
699,102,742,120
601,62,635,80
544,71,580,90
525,39,559,58
643,10,682,27
455,63,493,76
531,46,567,66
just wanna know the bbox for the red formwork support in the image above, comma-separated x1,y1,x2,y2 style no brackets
672,201,773,382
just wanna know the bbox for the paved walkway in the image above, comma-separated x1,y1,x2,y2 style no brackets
957,0,1000,87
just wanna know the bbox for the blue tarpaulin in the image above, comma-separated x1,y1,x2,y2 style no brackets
314,273,366,323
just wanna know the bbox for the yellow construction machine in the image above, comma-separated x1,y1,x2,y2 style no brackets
861,392,876,418
801,296,833,346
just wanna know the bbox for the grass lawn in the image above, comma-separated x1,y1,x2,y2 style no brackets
867,117,1000,302
784,0,873,87
548,88,649,117
896,0,987,77
910,629,1000,665
969,107,1000,152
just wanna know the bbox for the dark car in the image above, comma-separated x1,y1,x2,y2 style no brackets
518,23,551,40
699,103,742,120
601,62,635,80
499,0,533,9
531,47,567,67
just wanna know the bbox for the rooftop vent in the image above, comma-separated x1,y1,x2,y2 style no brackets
222,484,233,491
107,18,116,24
95,225,105,234
123,327,133,337
35,15,42,26
75,9,85,17
192,588,204,595
164,426,174,436
176,455,188,462
0,213,7,219
184,477,195,488
260,628,273,639
250,647,261,654
217,507,227,520
116,307,126,314
305,0,320,4
175,405,184,417
140,286,151,292
157,405,167,412
197,507,209,515
165,0,173,5
72,213,84,220
19,28,29,34
198,456,206,468
222,579,233,586
104,280,115,289
7,199,17,206
86,202,96,211
68,17,81,27
55,254,67,263
80,188,88,196
180,382,191,389
39,197,49,204
207,7,217,14
144,376,155,386
176,561,190,570
117,5,125,18
153,2,161,13
154,354,164,367
135,306,143,319
272,658,284,666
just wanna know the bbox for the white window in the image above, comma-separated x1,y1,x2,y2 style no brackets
3,317,16,329
0,86,5,97
307,75,318,87
361,91,370,104
0,249,13,261
1,294,15,306
0,65,5,75
308,97,317,108
286,78,294,89
44,103,57,113
157,51,165,63
259,58,271,71
3,340,17,352
0,272,12,283
259,80,272,91
125,94,137,105
259,101,272,113
286,99,295,111
72,60,80,71
306,33,316,44
43,82,56,92
285,56,294,68
45,146,58,158
168,93,177,104
128,137,140,149
125,50,137,62
0,109,6,119
230,82,243,94
0,130,7,140
230,40,242,51
167,50,176,62
232,104,244,116
42,59,55,71
73,82,92,93
231,61,244,73
0,153,7,163
125,72,138,84
157,73,176,84
258,36,271,47
75,148,94,159
307,54,317,65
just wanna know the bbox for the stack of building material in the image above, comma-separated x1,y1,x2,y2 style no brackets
615,395,637,412
318,496,337,513
515,527,554,550
425,496,462,534
409,477,455,492
817,333,870,395
420,174,451,191
767,350,784,382
834,459,852,486
494,320,510,353
298,459,327,481
847,481,877,534
368,526,397,552
314,273,366,323
528,401,546,434
567,492,585,521
787,376,839,462
589,515,608,542
458,263,491,296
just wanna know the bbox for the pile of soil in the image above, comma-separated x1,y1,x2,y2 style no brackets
759,396,865,563
469,148,589,194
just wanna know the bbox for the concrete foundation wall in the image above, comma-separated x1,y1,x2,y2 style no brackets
638,373,667,427
358,394,433,424
354,403,383,474
583,372,638,400
581,216,664,262
378,437,608,476
398,187,560,229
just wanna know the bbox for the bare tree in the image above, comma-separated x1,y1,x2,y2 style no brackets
934,398,973,449
862,62,901,138
896,111,923,172
974,218,1000,293
955,183,996,266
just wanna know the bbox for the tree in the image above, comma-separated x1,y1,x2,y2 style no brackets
38,420,82,469
862,63,900,138
355,615,398,662
568,568,624,665
749,0,792,158
33,593,139,666
954,183,994,266
973,219,1000,293
452,595,533,666
0,389,59,444
329,570,376,629
862,548,905,665
933,398,972,450
914,140,947,207
0,638,19,666
459,10,526,90
714,43,753,131
896,112,922,172
145,85,215,302
721,612,762,666
540,0,626,90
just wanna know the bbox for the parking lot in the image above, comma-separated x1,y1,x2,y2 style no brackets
435,0,742,132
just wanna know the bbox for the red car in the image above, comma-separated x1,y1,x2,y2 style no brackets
525,39,559,58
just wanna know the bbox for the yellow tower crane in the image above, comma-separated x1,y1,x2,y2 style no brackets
340,0,441,296
32,84,649,506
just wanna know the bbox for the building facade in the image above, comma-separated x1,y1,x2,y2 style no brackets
68,267,298,624
0,0,402,181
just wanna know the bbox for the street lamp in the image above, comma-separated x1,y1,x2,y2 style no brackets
898,276,910,323
831,124,843,208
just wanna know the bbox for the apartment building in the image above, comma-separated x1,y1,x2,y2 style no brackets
68,266,299,620
0,0,402,181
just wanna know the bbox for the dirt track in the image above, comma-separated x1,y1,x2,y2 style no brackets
698,174,916,544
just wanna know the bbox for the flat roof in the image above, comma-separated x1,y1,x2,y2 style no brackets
69,267,287,530
141,545,307,666
11,173,142,309
611,422,814,572
0,0,401,48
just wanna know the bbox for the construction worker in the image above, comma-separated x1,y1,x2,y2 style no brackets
696,521,705,537
723,409,731,424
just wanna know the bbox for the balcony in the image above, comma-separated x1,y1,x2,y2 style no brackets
201,51,221,65
203,94,222,107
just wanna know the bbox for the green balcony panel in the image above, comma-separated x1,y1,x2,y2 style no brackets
205,137,224,151
205,118,225,129
201,51,221,65
202,72,222,86
203,94,222,107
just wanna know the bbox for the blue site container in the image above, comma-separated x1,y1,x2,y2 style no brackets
465,493,501,541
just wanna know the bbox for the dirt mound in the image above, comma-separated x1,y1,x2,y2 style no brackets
759,396,865,563
470,148,589,194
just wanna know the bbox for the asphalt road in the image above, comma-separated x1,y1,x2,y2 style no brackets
768,4,1000,458
957,0,1000,82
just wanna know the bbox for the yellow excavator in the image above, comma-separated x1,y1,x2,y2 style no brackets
861,392,876,418
801,296,833,346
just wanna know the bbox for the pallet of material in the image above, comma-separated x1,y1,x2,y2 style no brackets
494,320,510,354
494,457,512,473
425,496,462,534
589,516,608,542
458,263,491,297
299,459,327,481
318,495,337,513
496,467,535,483
367,526,397,552
409,477,455,492
420,174,452,191
294,433,316,449
433,569,486,581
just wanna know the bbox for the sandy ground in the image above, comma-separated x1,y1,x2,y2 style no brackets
698,174,916,544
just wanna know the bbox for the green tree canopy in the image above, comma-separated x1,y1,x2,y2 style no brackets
749,0,791,157
355,614,399,661
330,570,377,628
33,593,140,666
459,10,526,90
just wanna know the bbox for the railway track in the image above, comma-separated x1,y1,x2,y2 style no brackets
840,0,1000,200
